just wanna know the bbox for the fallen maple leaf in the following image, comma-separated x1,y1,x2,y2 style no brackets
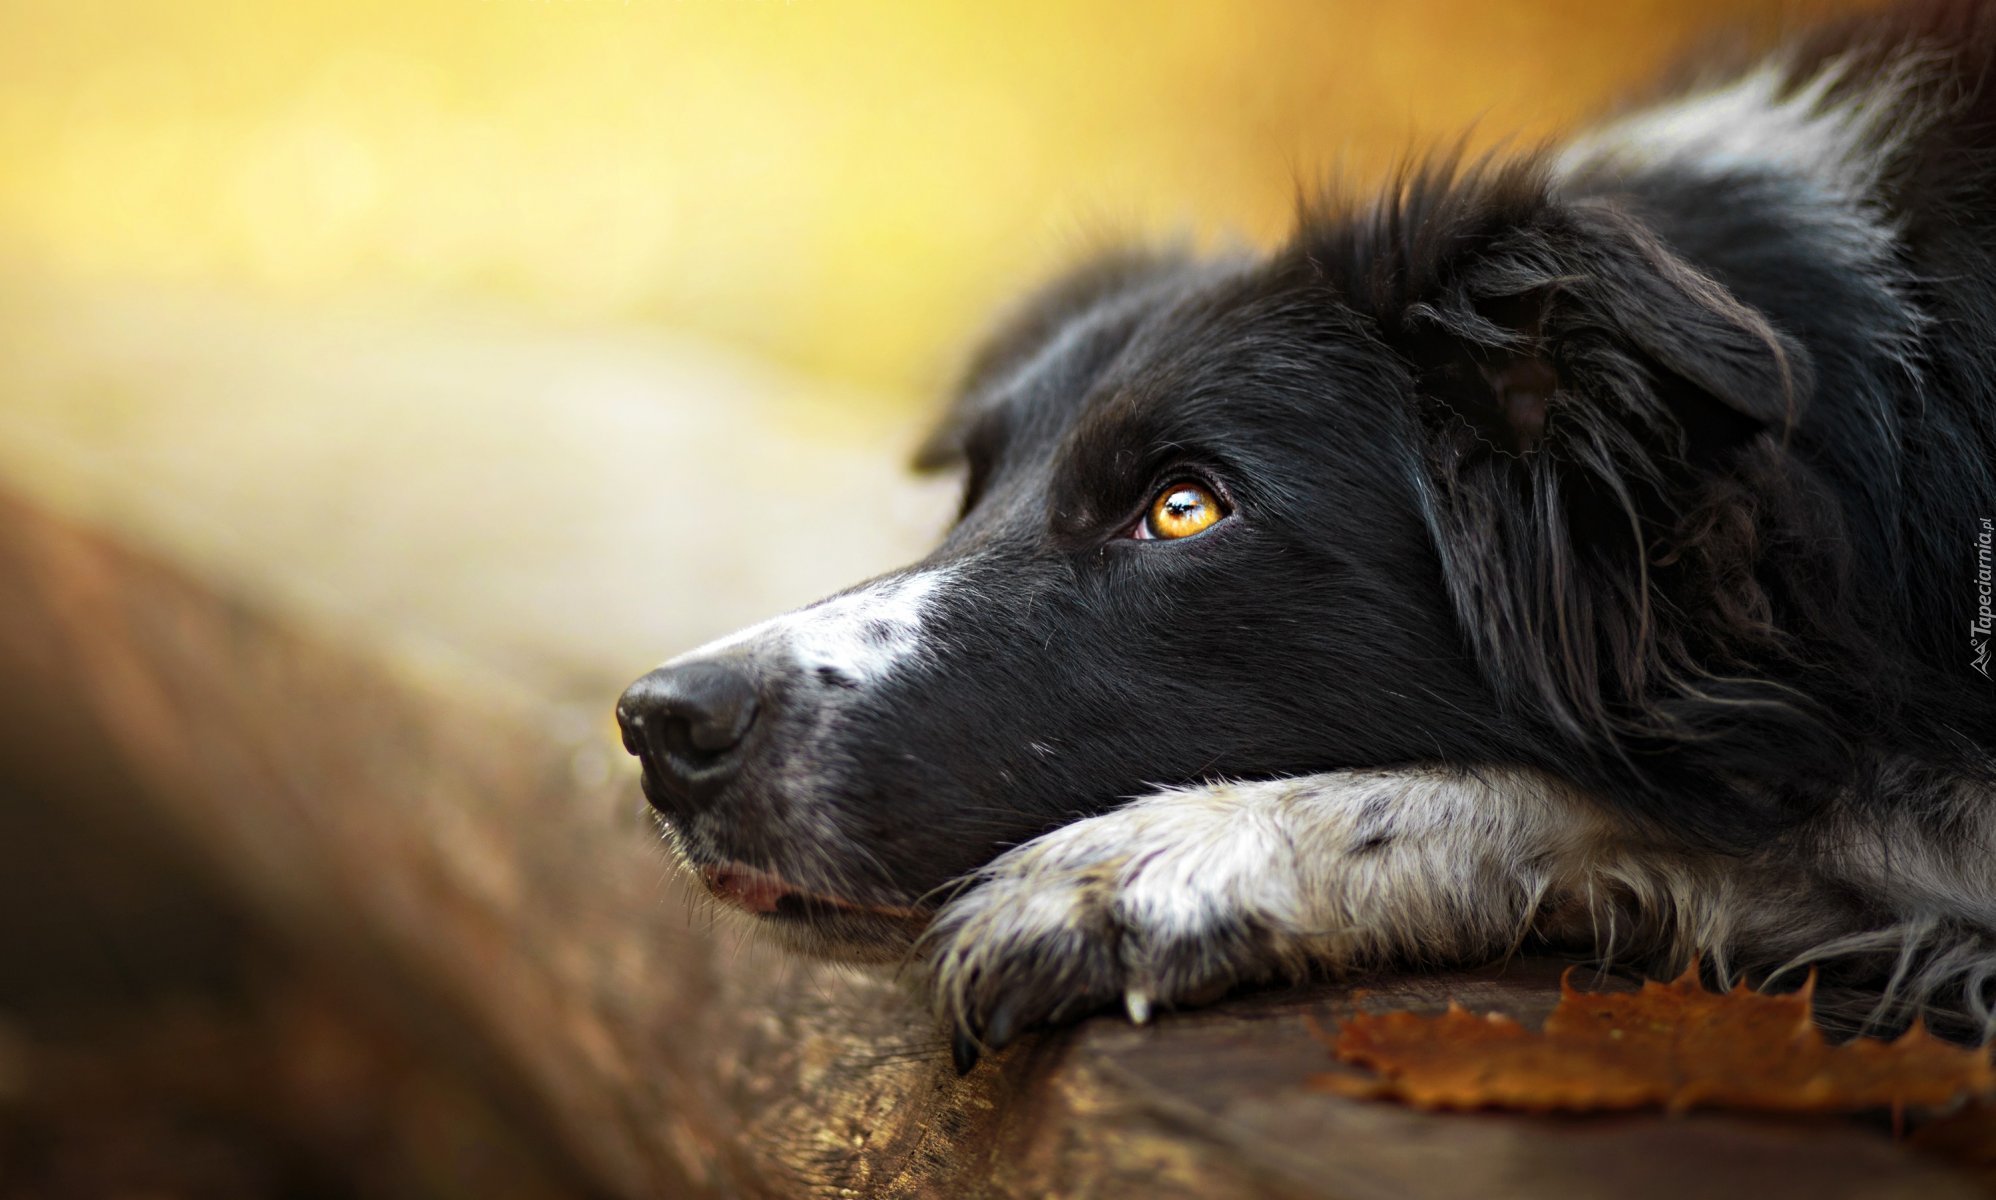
1319,965,1994,1114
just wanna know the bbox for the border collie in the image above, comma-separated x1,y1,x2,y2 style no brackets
618,0,1996,1072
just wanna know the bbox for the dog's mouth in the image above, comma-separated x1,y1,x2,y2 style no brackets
694,859,928,960
698,859,918,921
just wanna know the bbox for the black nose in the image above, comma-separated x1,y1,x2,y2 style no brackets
616,657,762,804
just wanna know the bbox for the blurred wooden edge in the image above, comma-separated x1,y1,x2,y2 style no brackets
0,486,1979,1200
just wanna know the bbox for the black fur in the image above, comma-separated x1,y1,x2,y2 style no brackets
619,0,1996,1026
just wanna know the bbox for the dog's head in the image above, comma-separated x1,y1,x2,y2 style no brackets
617,157,1817,958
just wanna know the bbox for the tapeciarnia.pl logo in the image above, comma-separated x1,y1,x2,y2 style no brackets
1975,517,1993,679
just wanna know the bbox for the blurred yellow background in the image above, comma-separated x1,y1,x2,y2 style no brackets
0,0,1842,404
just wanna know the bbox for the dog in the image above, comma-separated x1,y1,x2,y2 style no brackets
618,0,1996,1073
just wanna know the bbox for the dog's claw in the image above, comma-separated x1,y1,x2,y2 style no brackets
1125,987,1152,1025
984,1001,1021,1052
951,1028,981,1075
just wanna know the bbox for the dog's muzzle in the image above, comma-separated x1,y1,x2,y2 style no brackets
615,649,929,935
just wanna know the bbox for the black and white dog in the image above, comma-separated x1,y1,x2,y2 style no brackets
618,0,1996,1071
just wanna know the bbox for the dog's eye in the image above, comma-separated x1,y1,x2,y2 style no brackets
1135,481,1226,541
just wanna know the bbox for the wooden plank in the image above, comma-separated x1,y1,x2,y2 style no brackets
0,281,1978,1197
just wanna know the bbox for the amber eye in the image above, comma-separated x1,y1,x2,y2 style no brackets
1136,481,1226,540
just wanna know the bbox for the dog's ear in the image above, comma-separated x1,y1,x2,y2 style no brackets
1390,198,1807,460
915,247,1190,472
1323,173,1843,841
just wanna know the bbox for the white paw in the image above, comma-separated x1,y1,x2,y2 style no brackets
921,784,1308,1071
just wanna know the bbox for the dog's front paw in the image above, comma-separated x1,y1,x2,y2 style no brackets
921,790,1300,1072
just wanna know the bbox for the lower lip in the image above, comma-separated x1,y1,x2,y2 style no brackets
698,861,922,921
700,862,793,913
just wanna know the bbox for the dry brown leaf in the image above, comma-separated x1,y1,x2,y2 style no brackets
1318,965,1994,1114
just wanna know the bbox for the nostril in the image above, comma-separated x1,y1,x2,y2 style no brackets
683,693,758,754
654,711,744,765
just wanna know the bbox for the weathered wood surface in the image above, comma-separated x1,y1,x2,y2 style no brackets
0,280,1982,1198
